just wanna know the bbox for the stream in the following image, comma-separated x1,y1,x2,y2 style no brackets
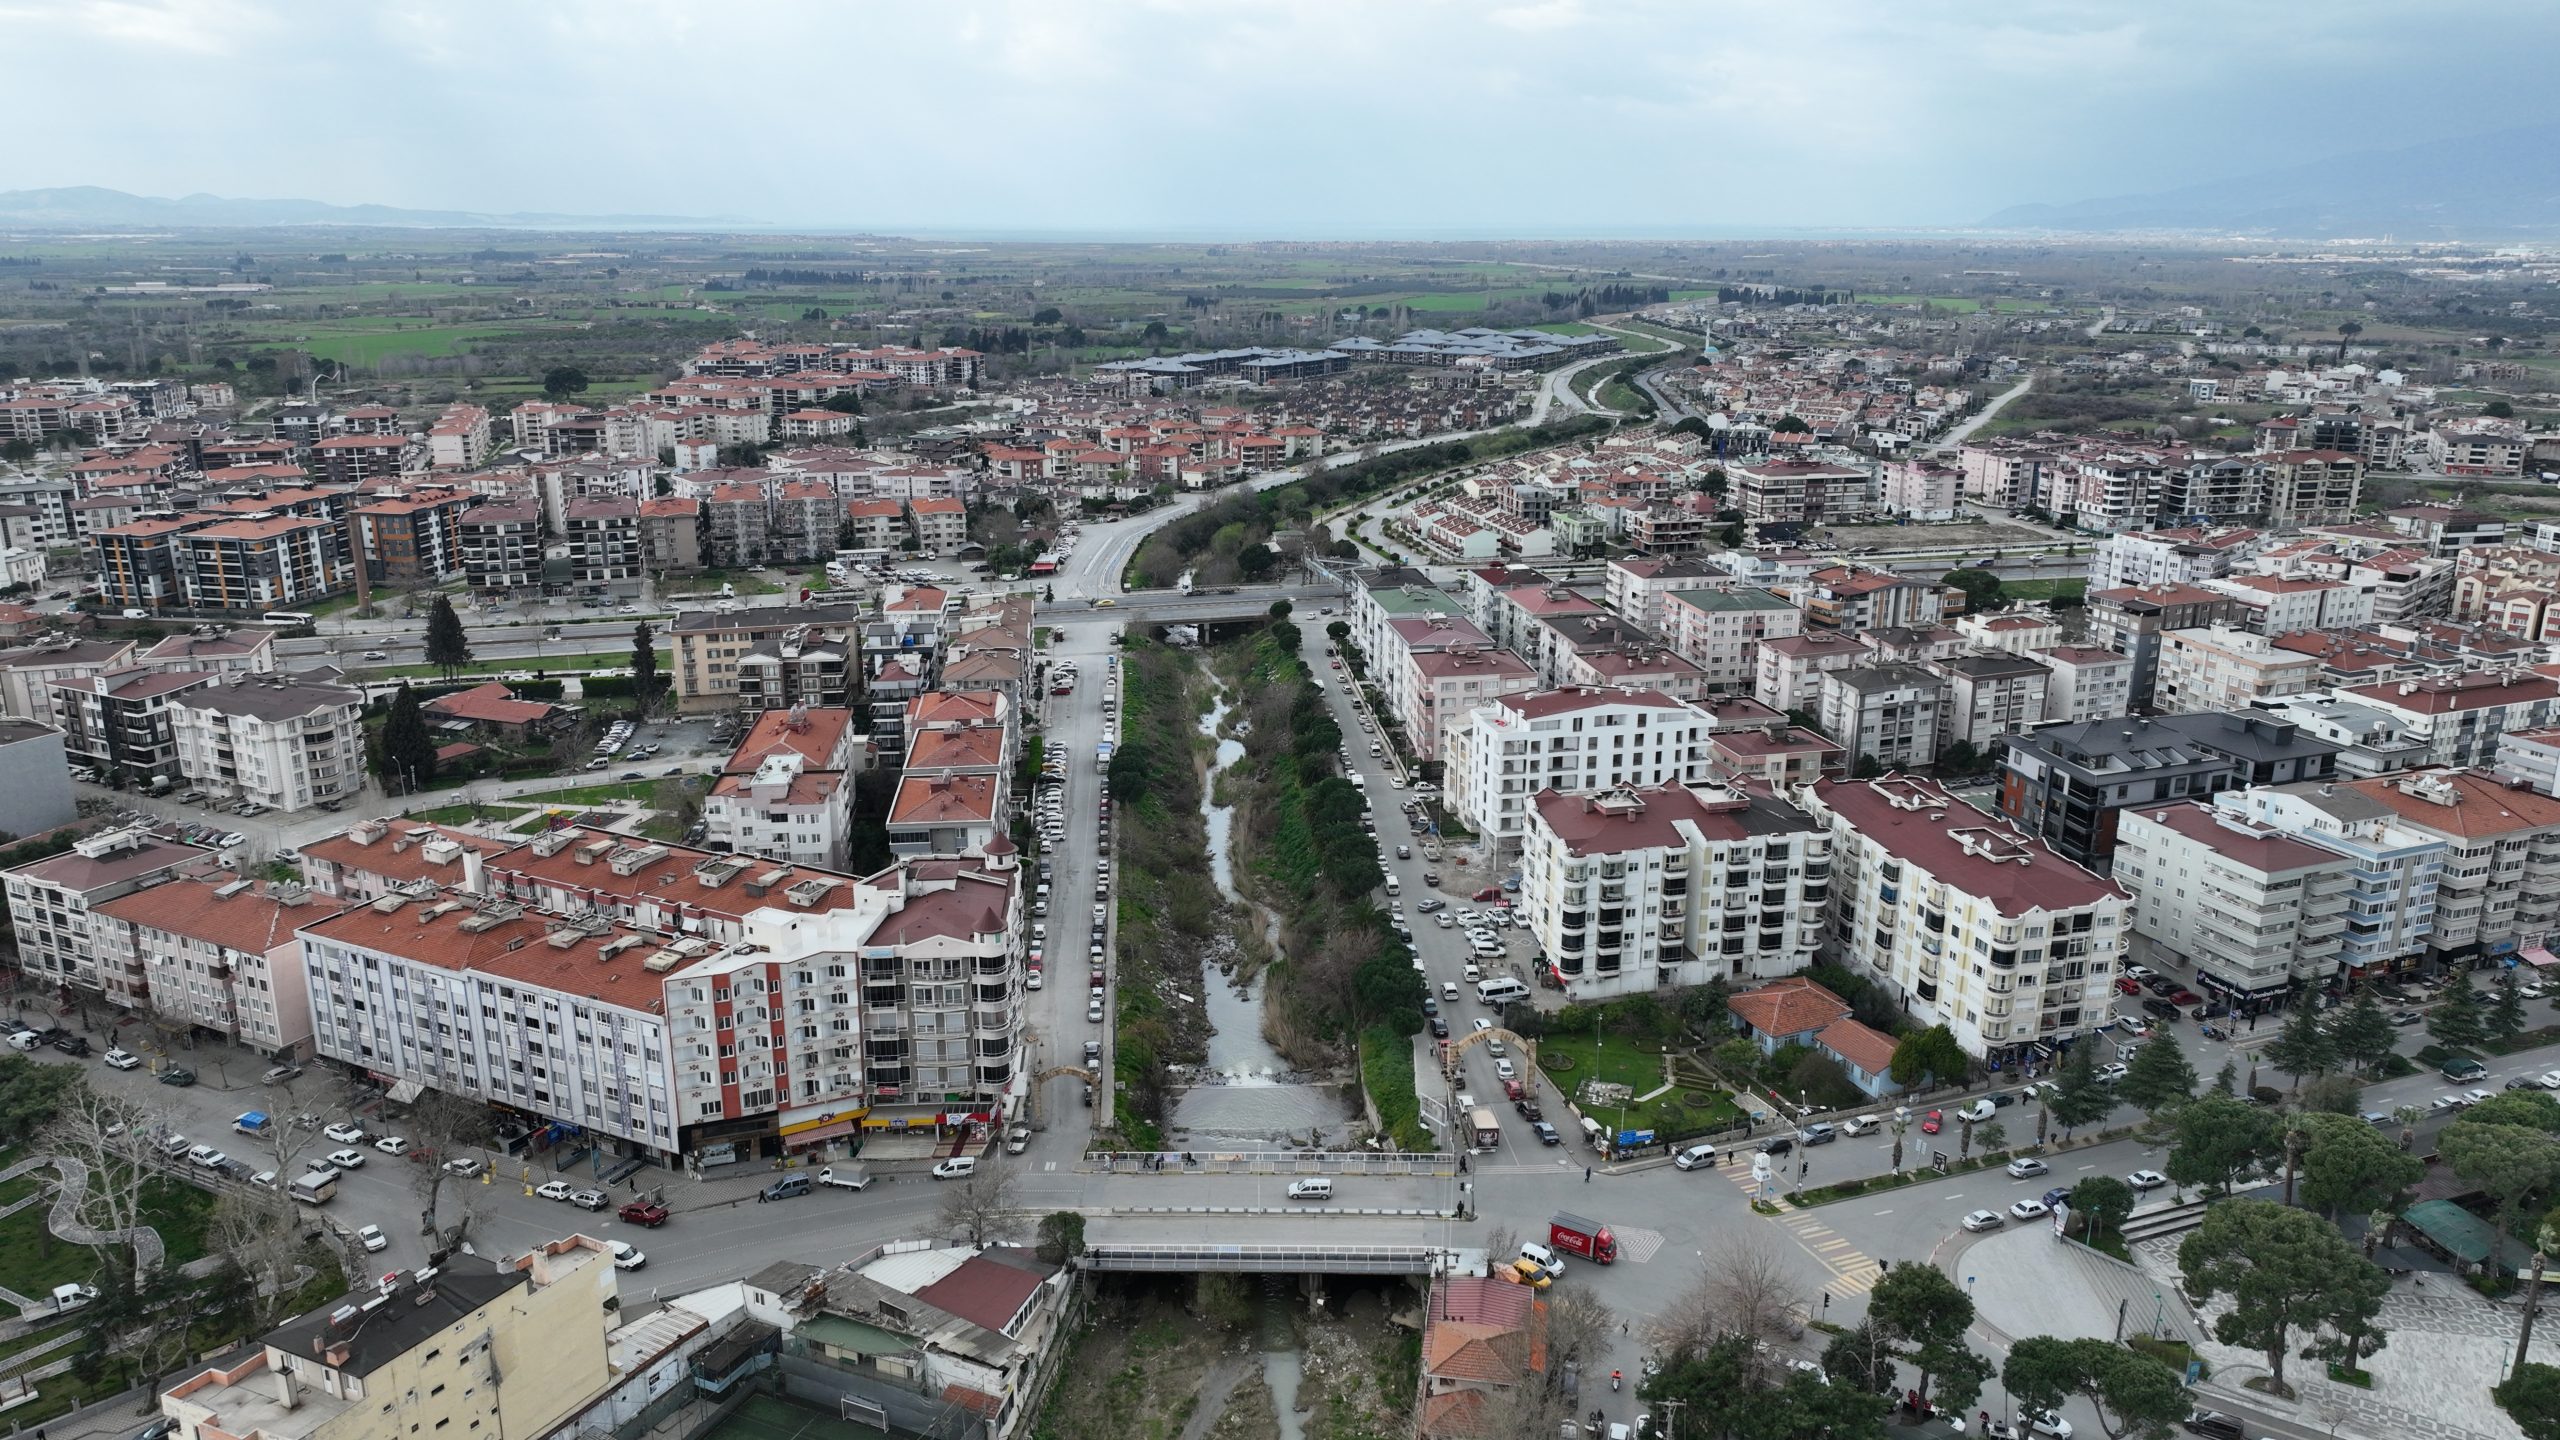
1168,684,1358,1149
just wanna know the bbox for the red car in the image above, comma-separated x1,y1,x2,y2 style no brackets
2170,989,2201,1005
1920,1110,1943,1134
2115,977,2142,996
1474,886,1504,902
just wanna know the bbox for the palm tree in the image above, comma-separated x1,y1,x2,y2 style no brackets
2337,321,2363,364
1887,1113,1910,1174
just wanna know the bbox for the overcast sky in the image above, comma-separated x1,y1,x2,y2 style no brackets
5,0,2553,236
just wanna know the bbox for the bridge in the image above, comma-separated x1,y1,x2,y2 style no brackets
1085,1243,1485,1275
1041,583,1345,629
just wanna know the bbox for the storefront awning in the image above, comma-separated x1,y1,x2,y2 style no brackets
783,1120,857,1147
386,1079,424,1104
2524,948,2560,969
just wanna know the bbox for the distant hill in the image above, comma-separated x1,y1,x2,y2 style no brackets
0,186,738,230
1983,124,2560,237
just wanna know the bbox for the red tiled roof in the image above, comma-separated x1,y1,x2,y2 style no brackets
1727,975,1850,1039
96,877,308,954
1815,1017,1897,1077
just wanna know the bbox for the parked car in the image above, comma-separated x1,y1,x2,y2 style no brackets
324,1148,366,1170
103,1048,141,1070
568,1188,610,1211
324,1122,366,1144
159,1067,197,1087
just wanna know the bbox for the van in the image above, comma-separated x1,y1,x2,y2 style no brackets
1475,977,1530,1005
930,1156,978,1181
1384,876,1402,896
1285,1177,1334,1202
1840,1115,1881,1137
1518,1241,1566,1277
760,1175,812,1202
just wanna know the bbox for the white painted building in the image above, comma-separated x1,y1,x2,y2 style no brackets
2112,802,2354,1004
169,675,367,811
1442,689,1719,854
2034,645,2137,724
93,876,318,1059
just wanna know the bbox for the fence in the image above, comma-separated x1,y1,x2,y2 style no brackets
1084,1150,1456,1177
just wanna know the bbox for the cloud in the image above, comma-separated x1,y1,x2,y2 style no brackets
0,0,2551,235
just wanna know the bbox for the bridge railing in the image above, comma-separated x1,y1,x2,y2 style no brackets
1087,1242,1469,1274
1085,1150,1455,1177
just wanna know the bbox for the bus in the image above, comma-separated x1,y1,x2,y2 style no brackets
257,611,317,636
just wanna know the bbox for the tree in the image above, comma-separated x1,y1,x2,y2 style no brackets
1941,567,2005,613
2165,1092,2276,1195
2439,1120,2560,1246
1888,1025,1969,1088
377,684,439,793
2491,967,2531,1048
2002,1335,2193,1440
2264,996,2336,1092
2328,984,2395,1074
1822,1320,1899,1394
2496,1362,2560,1440
2336,321,2363,364
2297,1071,2364,1116
2118,1031,2198,1116
631,622,660,712
2048,1040,2114,1137
1269,598,1292,621
1651,1238,1804,1358
1938,739,1979,775
1866,1262,1984,1410
2461,1090,2560,1134
2296,1112,2424,1221
1035,1211,1086,1266
2067,1175,2136,1245
0,1053,85,1146
2178,1199,2390,1398
2210,1058,2238,1096
1543,1286,1620,1380
423,595,472,680
937,1166,1024,1247
2486,399,2517,419
541,366,590,401
1325,620,1350,646
2430,970,2487,1054
403,1090,495,1245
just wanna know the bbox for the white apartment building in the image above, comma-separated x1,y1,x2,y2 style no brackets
2340,769,2560,970
1806,774,2128,1062
2112,802,2354,1005
2,828,213,1004
2154,626,2324,714
2203,574,2374,636
1755,632,1872,714
1930,652,2052,755
2214,782,2446,978
2332,671,2560,770
2090,528,2261,592
169,675,367,811
1399,643,1540,760
1818,664,1943,771
1660,588,1804,693
704,753,854,869
2036,645,2136,723
1604,556,1732,634
2495,725,2560,797
1953,610,2063,658
1442,689,1717,853
1518,781,1828,998
93,876,318,1059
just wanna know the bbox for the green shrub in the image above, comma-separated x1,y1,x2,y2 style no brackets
1361,1027,1431,1152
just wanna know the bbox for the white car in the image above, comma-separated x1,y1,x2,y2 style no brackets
2096,1063,2131,1085
536,1180,575,1201
103,1048,142,1070
2005,1156,2050,1178
1960,1209,2005,1232
2127,1169,2168,1191
1493,1058,1516,1080
324,1122,366,1144
324,1148,366,1170
372,1135,410,1156
2009,1198,2051,1221
357,1224,388,1253
1957,1099,1995,1122
607,1240,646,1270
184,1144,223,1168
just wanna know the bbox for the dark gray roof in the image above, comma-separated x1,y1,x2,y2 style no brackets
1936,652,2050,680
176,677,361,721
1832,664,1940,693
0,718,59,746
265,1270,525,1379
2011,712,2337,774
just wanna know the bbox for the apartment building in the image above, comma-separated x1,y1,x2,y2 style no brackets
637,496,705,573
2203,574,2374,636
426,401,493,469
1441,689,1717,853
2155,625,2325,713
2331,671,2560,769
1399,642,1540,761
2215,781,2447,978
308,433,413,486
2035,645,2136,724
163,1246,618,1440
563,496,643,595
670,602,867,713
703,706,861,869
1806,774,2128,1063
1754,631,1872,714
94,877,317,1059
140,628,277,678
1518,780,1828,997
1999,711,2340,872
0,719,73,839
457,501,544,592
2088,583,2243,708
2112,802,2355,1005
1953,610,2063,657
1792,566,1945,632
1729,459,1875,527
1929,652,2051,755
1606,555,1732,633
2495,725,2560,797
175,515,351,612
0,637,137,731
354,490,472,585
2340,769,2560,970
2257,450,2365,525
169,675,367,811
1660,588,1803,693
2428,421,2526,478
54,668,217,784
2091,528,2261,592
1817,664,1942,771
3,827,214,1004
911,496,967,553
92,517,198,612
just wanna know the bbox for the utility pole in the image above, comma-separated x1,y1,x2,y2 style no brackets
1656,1398,1683,1440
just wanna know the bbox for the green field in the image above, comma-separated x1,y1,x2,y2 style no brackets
235,319,583,365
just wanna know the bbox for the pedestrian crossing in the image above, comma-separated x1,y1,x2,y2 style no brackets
1612,1224,1666,1264
1710,1161,1885,1297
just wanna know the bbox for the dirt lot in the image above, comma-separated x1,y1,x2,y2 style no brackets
1298,1283,1423,1440
1039,1281,1265,1440
1833,519,2056,551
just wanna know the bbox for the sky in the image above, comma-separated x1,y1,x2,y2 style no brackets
4,0,2556,237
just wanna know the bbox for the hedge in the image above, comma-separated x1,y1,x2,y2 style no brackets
1361,1026,1432,1152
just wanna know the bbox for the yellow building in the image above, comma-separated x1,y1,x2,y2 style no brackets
160,1238,618,1440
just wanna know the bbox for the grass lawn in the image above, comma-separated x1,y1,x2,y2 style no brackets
1535,1036,1740,1136
1859,295,1984,313
686,569,788,596
1998,578,2087,602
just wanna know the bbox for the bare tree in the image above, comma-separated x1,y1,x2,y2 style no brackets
1542,1285,1619,1378
938,1167,1025,1248
44,1087,159,1284
397,1091,495,1245
248,1080,321,1179
203,1191,321,1333
1651,1237,1807,1361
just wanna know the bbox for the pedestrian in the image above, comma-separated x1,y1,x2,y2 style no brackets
1583,1165,1592,1183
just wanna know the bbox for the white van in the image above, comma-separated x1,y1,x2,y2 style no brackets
930,1156,978,1181
1384,876,1402,897
1475,977,1530,1005
1441,981,1460,1002
1840,1115,1881,1137
1518,1241,1566,1277
1286,1177,1334,1202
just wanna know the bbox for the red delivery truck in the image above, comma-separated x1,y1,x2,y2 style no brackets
1549,1211,1618,1264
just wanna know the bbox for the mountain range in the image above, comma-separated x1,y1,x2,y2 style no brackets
1985,123,2560,237
0,186,737,230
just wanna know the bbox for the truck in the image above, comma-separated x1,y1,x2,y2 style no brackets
1096,742,1114,773
1469,1107,1501,1149
1549,1212,1619,1265
233,1111,272,1138
287,1170,338,1205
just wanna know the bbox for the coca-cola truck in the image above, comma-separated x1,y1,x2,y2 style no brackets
1548,1211,1619,1264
